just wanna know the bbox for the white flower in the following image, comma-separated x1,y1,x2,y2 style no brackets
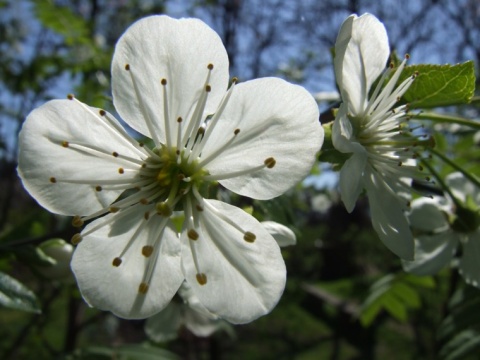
403,173,480,287
17,16,323,323
332,13,431,260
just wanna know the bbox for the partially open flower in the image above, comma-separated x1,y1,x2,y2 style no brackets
332,13,433,260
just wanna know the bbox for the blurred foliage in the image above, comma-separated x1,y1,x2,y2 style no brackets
0,0,479,359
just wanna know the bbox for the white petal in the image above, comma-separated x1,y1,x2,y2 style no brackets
18,99,144,216
177,281,218,319
408,197,449,232
71,209,183,319
364,170,414,260
339,152,367,213
144,302,183,342
261,221,296,247
201,78,322,200
180,200,286,324
112,15,229,142
184,307,223,337
402,232,458,276
335,13,389,116
459,231,480,288
331,104,356,153
333,14,355,99
447,172,479,203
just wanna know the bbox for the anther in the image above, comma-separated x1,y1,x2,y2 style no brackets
244,231,256,243
109,207,119,213
139,142,144,147
95,186,102,192
112,151,119,157
144,212,150,220
264,157,276,169
62,141,69,148
205,85,211,92
49,177,57,183
156,202,172,217
161,78,167,85
118,168,124,174
196,204,204,212
125,64,130,71
67,94,74,100
207,63,214,70
99,109,106,116
71,233,83,245
188,229,199,240
232,77,238,83
196,273,207,285
142,245,154,257
405,53,410,60
72,215,84,227
234,128,240,135
177,117,182,123
112,257,122,267
138,282,149,294
140,198,149,205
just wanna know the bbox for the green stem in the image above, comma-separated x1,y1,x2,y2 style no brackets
429,148,480,189
411,112,480,130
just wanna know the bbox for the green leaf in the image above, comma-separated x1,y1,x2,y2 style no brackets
0,271,41,313
400,61,475,108
359,274,434,326
440,330,480,360
34,0,90,45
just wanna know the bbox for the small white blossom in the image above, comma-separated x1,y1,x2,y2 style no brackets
403,173,480,288
17,16,323,323
332,13,432,260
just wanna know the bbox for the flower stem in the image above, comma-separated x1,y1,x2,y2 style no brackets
429,148,480,189
411,112,480,130
419,158,463,209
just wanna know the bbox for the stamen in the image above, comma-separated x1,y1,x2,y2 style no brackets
72,216,84,227
189,79,237,160
198,128,240,167
196,273,207,285
264,157,276,168
202,157,276,181
49,177,57,183
188,229,199,240
71,233,83,245
138,282,149,294
181,64,214,149
156,201,173,217
112,257,122,267
244,231,256,243
161,78,172,148
55,140,145,167
176,117,183,155
125,64,162,146
142,245,154,257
